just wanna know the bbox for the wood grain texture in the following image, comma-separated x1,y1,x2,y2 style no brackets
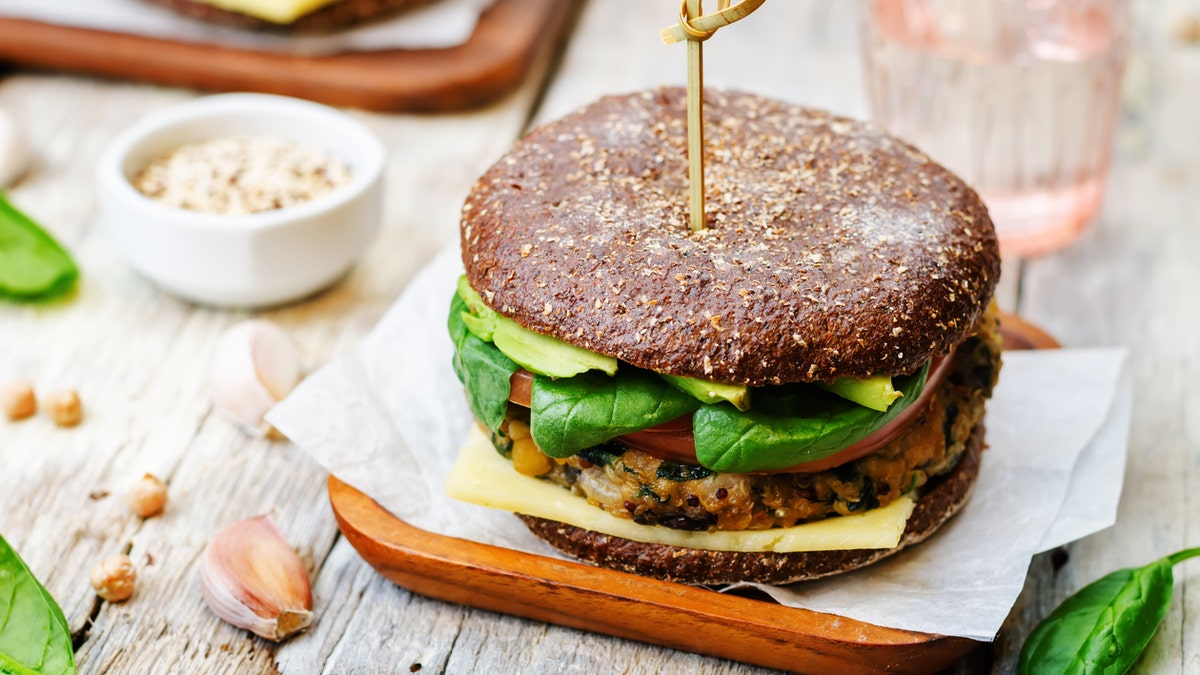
328,477,979,675
0,37,551,670
0,0,572,113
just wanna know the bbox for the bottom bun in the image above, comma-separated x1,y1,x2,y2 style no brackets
519,422,984,585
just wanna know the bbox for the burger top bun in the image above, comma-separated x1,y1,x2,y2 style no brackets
461,88,1000,386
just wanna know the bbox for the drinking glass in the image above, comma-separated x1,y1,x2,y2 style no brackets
859,0,1130,257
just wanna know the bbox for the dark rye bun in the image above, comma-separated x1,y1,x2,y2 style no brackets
518,423,984,586
146,0,435,32
461,88,1000,385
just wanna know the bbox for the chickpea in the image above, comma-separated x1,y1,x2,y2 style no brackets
90,554,137,602
44,389,82,427
507,420,531,441
511,438,553,477
127,474,168,518
0,379,36,421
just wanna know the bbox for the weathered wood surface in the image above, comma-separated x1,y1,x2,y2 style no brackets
0,42,556,673
0,0,1196,673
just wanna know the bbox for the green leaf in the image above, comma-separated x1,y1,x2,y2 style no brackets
530,369,701,458
1020,547,1200,675
448,292,518,431
0,192,78,302
692,363,929,473
655,462,713,482
0,534,75,675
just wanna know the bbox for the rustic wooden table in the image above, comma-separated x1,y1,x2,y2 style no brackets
1,1,1197,673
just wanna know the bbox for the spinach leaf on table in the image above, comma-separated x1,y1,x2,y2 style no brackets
0,534,75,675
0,192,78,302
692,363,929,473
448,292,518,431
530,369,701,458
1020,547,1200,675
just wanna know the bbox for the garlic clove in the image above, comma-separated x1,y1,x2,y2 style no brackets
0,107,30,188
212,320,302,437
199,513,314,641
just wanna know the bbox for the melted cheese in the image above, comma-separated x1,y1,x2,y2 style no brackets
197,0,340,23
445,427,914,553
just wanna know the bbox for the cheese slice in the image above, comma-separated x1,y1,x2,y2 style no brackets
446,427,915,553
197,0,340,24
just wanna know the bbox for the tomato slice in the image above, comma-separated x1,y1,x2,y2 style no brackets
618,426,696,460
507,353,953,474
509,369,533,407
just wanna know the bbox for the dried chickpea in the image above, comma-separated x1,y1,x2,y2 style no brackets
127,474,168,518
511,437,553,477
90,554,137,602
44,389,82,427
0,379,36,421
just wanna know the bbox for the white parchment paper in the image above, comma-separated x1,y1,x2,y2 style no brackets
0,0,492,55
268,247,1132,641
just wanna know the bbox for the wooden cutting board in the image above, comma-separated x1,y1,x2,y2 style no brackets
329,474,978,675
0,0,571,112
328,315,1059,674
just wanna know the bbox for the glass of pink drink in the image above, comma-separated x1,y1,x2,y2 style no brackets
859,0,1130,257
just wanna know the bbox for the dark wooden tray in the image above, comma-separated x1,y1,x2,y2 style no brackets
0,0,572,112
328,313,1059,674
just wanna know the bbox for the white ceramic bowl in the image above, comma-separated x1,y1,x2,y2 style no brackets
97,93,384,308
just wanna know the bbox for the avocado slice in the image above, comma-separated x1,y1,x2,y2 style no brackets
659,373,751,411
817,374,902,412
459,311,495,341
456,276,618,378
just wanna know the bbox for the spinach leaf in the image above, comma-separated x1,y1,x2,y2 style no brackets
0,534,75,675
692,363,929,473
448,292,518,431
530,370,700,458
656,462,713,482
0,192,78,302
577,445,623,467
1019,547,1200,675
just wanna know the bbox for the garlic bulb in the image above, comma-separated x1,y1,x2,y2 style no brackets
0,108,30,188
199,513,313,641
212,320,302,437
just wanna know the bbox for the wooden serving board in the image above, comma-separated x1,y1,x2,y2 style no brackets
0,0,571,112
328,314,1059,674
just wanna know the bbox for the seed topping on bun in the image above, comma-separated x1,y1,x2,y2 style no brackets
462,87,1000,385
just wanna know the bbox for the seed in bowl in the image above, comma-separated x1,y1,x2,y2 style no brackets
132,136,352,215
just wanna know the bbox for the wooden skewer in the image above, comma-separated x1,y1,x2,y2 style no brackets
660,0,765,45
686,0,705,232
664,0,766,232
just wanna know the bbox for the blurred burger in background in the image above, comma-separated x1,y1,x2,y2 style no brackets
147,0,437,31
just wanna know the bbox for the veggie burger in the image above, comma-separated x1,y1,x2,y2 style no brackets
446,88,1002,584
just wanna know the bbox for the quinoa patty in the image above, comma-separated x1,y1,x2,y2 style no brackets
492,305,1001,532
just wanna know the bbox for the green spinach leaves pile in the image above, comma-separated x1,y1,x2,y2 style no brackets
448,279,928,473
0,534,75,675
